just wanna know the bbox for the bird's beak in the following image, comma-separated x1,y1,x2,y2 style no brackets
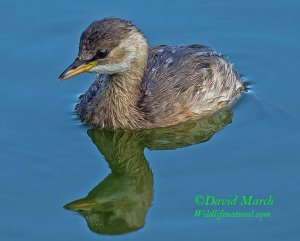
58,59,97,80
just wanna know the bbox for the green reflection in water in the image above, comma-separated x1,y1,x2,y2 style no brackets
64,110,232,235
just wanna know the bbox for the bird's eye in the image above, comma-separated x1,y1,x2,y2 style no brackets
95,49,108,59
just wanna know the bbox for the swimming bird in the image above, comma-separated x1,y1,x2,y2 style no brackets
59,17,244,129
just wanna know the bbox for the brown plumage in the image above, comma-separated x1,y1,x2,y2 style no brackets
59,17,244,129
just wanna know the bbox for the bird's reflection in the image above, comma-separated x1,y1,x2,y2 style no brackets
64,110,233,235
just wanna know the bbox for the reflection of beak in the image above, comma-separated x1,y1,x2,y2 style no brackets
64,198,99,211
58,59,97,80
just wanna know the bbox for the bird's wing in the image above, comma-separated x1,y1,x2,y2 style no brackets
139,45,238,126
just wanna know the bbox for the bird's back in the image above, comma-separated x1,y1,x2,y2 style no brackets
138,45,244,127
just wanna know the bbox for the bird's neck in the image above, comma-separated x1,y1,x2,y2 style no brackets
96,55,148,128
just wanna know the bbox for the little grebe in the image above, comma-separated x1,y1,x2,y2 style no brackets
59,17,244,129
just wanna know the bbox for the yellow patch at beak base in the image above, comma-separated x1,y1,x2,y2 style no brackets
59,61,97,80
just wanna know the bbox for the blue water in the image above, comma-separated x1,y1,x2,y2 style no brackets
1,0,300,240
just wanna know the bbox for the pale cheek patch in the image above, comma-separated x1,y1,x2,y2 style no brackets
89,48,134,74
89,62,131,74
89,30,146,75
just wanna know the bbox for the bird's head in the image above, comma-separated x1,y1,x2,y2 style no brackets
59,17,147,80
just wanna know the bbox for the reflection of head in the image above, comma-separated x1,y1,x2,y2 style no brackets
65,179,151,235
85,210,142,235
65,110,233,235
